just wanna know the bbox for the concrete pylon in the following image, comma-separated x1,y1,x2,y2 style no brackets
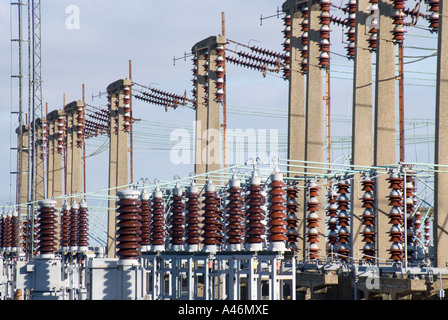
434,0,448,268
304,0,326,260
192,35,226,182
350,0,374,260
282,0,307,260
106,79,131,258
373,0,397,262
46,109,64,209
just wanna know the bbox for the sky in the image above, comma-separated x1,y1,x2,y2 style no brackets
0,0,440,221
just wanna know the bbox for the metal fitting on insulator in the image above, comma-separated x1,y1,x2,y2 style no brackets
37,199,58,257
245,171,266,251
267,170,287,252
169,185,186,252
116,189,142,263
77,199,89,252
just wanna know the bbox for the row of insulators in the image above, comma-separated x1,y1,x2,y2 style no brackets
57,115,65,154
306,180,320,259
225,56,278,74
360,174,376,261
192,56,198,107
405,171,417,258
76,106,84,148
215,45,225,102
337,179,351,260
319,0,331,68
345,0,356,58
300,6,309,73
0,209,19,253
123,86,131,132
327,187,338,257
84,119,109,138
134,92,181,110
387,169,404,262
283,14,291,79
46,199,91,254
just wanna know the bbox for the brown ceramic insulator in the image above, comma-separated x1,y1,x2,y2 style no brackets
387,170,404,261
59,203,70,249
150,193,166,247
37,200,58,255
286,186,299,250
337,180,351,259
319,0,331,12
186,190,201,245
4,212,11,249
139,192,152,248
392,0,405,10
123,86,131,132
319,11,331,25
392,24,406,43
169,192,186,247
319,24,331,40
327,188,339,256
306,182,320,258
424,218,430,246
10,211,18,250
245,183,266,244
347,0,356,13
202,190,221,246
267,179,288,244
77,200,89,248
368,30,377,51
76,107,84,148
345,27,356,42
116,192,142,259
319,52,330,68
0,214,3,250
69,202,79,249
301,58,308,73
225,186,245,245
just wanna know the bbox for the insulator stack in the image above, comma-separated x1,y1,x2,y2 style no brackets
391,0,407,43
0,212,3,252
404,171,416,259
57,114,65,154
37,199,58,256
10,209,18,252
150,188,166,252
282,14,291,79
203,52,209,103
327,187,339,257
169,185,186,251
225,175,245,251
427,0,439,32
286,185,299,251
360,173,376,261
215,45,225,102
300,6,309,73
116,189,142,262
424,217,431,247
337,179,351,260
69,200,79,252
345,0,356,58
367,1,378,51
245,171,266,251
76,105,84,148
123,86,131,132
306,180,321,259
3,210,11,251
319,0,331,68
201,180,221,252
59,201,70,251
185,182,201,251
139,190,152,252
215,193,224,247
267,171,288,251
192,56,198,108
77,199,89,251
387,170,404,262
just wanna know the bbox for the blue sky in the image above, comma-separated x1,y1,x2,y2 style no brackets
0,0,439,210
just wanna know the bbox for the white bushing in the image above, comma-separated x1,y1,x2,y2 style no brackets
117,189,141,200
246,242,263,252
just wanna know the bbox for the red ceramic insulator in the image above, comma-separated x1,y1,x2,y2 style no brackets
4,211,11,250
424,218,431,246
346,27,356,42
306,180,320,259
301,58,308,73
185,183,201,250
301,19,309,32
387,170,404,261
202,181,221,251
60,201,70,250
77,199,89,250
267,172,288,251
116,189,142,260
150,188,166,251
319,24,331,40
286,185,299,251
245,173,266,250
319,11,331,25
226,177,245,250
360,174,376,260
319,0,331,12
57,115,65,154
123,86,131,132
393,0,405,10
169,185,186,250
392,24,406,43
69,200,79,251
319,51,330,68
327,187,339,256
337,179,351,260
139,191,152,252
37,199,58,256
320,39,330,52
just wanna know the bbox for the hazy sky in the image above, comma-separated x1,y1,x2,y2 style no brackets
0,0,439,210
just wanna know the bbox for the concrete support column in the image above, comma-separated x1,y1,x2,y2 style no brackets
434,0,448,268
106,79,131,257
46,110,64,209
351,0,374,258
283,0,307,261
304,0,326,259
192,36,225,180
373,0,397,262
